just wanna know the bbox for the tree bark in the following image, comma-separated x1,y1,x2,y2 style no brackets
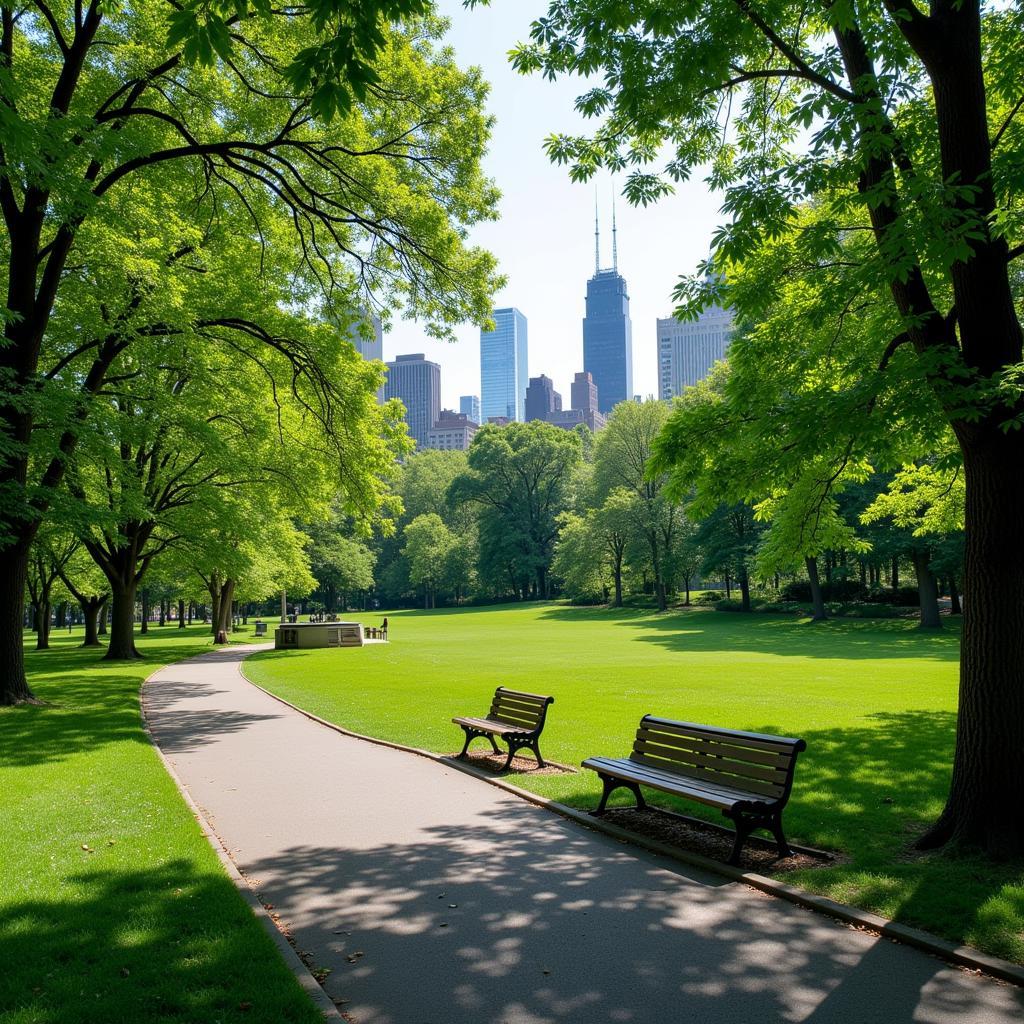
913,550,942,629
738,567,751,612
36,599,52,650
105,580,141,660
0,546,36,703
158,599,166,626
612,558,623,607
805,556,827,621
99,602,108,635
80,595,107,647
917,429,1024,856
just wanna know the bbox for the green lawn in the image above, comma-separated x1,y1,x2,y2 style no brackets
0,626,323,1024
245,602,1024,964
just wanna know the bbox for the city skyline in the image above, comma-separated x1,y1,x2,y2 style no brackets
383,0,725,408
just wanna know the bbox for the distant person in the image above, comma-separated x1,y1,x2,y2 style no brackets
381,616,388,640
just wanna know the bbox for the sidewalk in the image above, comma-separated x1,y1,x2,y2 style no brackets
142,647,1023,1024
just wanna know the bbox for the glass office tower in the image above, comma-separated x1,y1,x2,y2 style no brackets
383,353,441,449
583,270,633,413
480,308,528,422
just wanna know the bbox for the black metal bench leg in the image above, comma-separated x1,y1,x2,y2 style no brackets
770,813,793,858
458,728,480,759
728,815,753,866
501,743,518,771
488,734,501,754
530,740,545,768
595,777,646,814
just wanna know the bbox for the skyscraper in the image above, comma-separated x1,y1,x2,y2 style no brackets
347,314,383,362
480,308,528,422
571,371,598,415
657,299,734,399
383,353,440,449
583,203,633,413
459,395,480,424
348,314,384,402
524,375,562,422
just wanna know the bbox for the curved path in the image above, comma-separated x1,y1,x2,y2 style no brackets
143,647,1023,1024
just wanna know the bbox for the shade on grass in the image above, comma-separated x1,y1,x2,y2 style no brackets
245,603,1024,964
0,627,323,1024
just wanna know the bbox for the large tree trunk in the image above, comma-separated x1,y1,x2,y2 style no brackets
217,580,235,635
36,598,52,650
0,545,35,704
105,580,141,660
738,567,751,612
99,601,108,635
612,555,623,607
178,598,187,628
805,556,827,621
918,430,1024,856
80,595,107,647
913,550,942,629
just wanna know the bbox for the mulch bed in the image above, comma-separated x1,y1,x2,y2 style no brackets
447,751,577,776
598,807,835,872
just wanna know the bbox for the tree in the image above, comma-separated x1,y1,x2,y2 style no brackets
57,545,110,647
516,0,1024,854
403,513,453,608
552,512,609,603
309,527,377,612
594,400,677,610
695,504,761,612
0,2,498,701
450,421,582,599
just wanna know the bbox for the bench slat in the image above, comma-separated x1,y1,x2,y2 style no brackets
632,739,789,786
642,715,805,753
453,716,536,735
635,727,794,769
496,688,554,704
583,757,772,810
629,751,784,799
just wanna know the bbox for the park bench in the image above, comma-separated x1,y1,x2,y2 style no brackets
583,716,806,864
253,621,267,637
453,687,555,771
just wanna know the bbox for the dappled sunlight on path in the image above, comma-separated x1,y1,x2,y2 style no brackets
140,646,1022,1024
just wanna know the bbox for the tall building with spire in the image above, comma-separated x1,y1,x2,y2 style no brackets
583,197,633,413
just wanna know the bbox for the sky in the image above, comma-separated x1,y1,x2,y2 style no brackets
384,0,725,409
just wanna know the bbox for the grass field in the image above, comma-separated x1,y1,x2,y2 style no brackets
246,602,1024,964
0,626,323,1024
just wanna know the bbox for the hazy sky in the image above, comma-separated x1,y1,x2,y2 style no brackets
385,1,724,409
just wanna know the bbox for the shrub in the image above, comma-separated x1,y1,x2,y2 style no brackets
863,585,921,606
781,578,868,602
693,590,725,605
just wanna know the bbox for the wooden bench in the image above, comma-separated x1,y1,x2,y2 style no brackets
583,716,806,864
453,687,555,771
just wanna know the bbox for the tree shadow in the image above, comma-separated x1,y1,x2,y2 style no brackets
233,802,1021,1023
0,860,322,1024
0,631,244,769
537,605,962,662
562,709,1023,962
142,677,282,754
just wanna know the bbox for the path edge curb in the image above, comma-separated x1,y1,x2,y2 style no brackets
238,654,1024,989
139,662,345,1023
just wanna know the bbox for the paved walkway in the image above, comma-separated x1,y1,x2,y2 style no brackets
142,648,1023,1024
